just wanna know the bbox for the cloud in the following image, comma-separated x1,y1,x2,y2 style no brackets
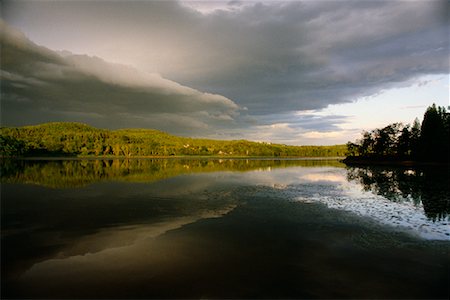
201,110,354,145
183,0,448,114
0,21,240,135
5,0,446,116
1,1,448,144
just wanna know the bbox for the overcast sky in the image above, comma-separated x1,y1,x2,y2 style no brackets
1,0,448,145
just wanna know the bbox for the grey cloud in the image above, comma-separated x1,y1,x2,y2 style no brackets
3,1,447,116
255,112,349,132
0,21,240,135
182,0,449,114
227,1,243,7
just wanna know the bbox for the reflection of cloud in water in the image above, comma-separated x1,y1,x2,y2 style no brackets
225,167,344,188
21,205,236,281
300,173,346,183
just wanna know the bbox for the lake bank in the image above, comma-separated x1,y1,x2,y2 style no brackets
1,155,345,160
342,156,449,167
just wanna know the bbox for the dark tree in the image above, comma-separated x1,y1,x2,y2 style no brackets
397,125,411,158
410,118,421,159
346,104,449,163
420,104,449,161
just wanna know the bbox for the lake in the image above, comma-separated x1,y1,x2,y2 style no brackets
1,158,449,299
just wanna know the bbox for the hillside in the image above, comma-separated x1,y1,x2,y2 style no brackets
0,122,346,157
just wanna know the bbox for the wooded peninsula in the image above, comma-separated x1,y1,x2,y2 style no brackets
345,104,449,164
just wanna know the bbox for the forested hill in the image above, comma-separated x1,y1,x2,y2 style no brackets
0,122,346,157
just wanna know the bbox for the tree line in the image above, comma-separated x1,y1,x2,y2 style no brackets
346,104,450,162
0,122,346,157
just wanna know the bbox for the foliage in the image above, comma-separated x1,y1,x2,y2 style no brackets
0,135,27,156
346,104,450,162
0,122,347,157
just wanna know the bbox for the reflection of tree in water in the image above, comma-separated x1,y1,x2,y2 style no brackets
346,166,450,221
1,158,344,188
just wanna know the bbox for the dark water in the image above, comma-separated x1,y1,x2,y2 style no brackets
1,158,449,299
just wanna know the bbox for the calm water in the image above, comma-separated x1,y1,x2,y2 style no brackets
1,158,449,299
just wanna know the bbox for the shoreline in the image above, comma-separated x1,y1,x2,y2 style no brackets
1,156,345,161
342,156,449,167
2,156,448,167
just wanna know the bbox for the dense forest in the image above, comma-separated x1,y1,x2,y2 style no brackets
345,104,450,163
0,123,346,157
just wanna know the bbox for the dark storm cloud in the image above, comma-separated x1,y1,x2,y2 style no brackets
3,1,448,115
179,0,449,114
0,21,240,135
257,113,349,131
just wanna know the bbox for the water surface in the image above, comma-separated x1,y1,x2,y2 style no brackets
1,158,449,298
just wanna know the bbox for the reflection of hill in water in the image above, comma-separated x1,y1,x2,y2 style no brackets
1,158,344,188
346,166,450,221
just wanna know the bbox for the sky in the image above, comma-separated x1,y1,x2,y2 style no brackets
1,0,448,145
